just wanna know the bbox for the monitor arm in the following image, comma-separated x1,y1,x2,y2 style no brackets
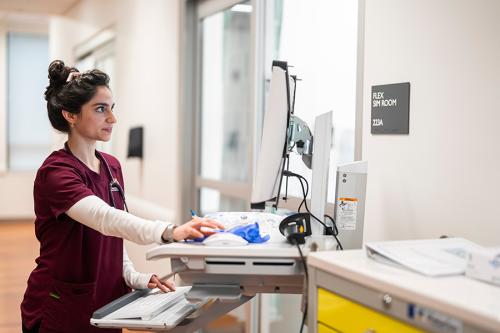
287,115,313,169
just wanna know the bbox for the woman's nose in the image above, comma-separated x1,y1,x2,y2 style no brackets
107,110,117,124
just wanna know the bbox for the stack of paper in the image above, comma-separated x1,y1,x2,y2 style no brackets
366,238,482,277
466,247,500,286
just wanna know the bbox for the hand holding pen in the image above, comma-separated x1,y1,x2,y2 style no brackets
172,210,225,241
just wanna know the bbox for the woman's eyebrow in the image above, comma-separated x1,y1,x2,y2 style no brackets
92,102,113,107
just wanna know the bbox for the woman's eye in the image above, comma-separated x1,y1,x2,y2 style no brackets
96,106,105,113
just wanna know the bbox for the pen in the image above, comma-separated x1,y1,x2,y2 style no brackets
190,209,197,217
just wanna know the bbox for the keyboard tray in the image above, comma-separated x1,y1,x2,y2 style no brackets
91,285,255,332
91,286,204,330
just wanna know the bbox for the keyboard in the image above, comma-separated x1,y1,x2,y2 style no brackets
148,297,199,328
106,286,190,321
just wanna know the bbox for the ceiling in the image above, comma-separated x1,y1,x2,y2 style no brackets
0,0,80,15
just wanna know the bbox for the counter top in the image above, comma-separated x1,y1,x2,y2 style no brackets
308,249,500,332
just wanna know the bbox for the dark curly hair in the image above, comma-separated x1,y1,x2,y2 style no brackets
44,60,110,133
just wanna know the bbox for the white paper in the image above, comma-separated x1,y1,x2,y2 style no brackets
366,238,482,277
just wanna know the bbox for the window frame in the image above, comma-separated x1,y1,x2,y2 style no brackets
0,27,7,174
181,0,366,216
179,1,366,332
179,1,260,331
0,16,49,175
1,26,50,174
181,0,259,220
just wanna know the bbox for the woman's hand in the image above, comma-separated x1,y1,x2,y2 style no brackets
147,274,175,292
173,216,225,241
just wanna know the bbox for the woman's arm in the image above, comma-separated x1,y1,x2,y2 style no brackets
67,195,226,245
123,246,176,291
122,244,153,289
66,195,170,244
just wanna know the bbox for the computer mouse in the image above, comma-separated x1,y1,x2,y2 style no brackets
200,226,222,234
202,232,248,247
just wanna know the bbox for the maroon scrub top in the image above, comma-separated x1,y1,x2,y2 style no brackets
21,148,129,332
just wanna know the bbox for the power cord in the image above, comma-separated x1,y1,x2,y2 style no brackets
324,214,343,250
291,239,308,333
283,171,345,332
283,171,327,227
283,170,343,250
297,172,308,213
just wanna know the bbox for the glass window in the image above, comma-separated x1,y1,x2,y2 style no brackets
7,32,50,171
265,0,359,204
194,5,254,329
199,4,252,182
199,187,248,215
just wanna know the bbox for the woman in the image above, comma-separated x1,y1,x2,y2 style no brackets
21,60,223,333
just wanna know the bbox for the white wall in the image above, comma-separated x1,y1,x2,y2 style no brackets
362,0,500,246
51,0,180,214
0,172,35,219
50,0,181,274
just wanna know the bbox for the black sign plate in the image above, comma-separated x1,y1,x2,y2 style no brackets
371,82,410,134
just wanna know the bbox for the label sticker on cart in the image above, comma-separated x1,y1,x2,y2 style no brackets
408,304,463,333
336,198,358,230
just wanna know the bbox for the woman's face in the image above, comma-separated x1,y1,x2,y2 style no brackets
73,86,116,142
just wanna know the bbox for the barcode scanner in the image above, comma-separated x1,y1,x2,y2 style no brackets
279,213,312,245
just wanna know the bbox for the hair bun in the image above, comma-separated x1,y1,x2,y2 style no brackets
45,60,78,101
48,60,69,86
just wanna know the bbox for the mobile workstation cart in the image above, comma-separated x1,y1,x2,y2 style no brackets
91,240,307,332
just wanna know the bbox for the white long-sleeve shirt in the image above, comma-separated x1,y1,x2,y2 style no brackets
66,195,171,289
123,245,152,289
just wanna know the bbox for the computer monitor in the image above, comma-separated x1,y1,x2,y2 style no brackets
251,61,292,209
310,111,334,235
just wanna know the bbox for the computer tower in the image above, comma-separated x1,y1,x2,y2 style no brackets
334,161,368,250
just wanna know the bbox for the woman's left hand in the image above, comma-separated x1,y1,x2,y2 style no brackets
147,274,175,292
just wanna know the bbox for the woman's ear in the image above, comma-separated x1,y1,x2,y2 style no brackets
61,110,77,127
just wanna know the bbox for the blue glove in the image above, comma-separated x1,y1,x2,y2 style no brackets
228,222,270,243
189,222,270,244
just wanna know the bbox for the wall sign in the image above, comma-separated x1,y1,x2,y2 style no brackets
371,82,410,134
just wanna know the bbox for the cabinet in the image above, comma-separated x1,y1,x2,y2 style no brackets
307,250,500,333
318,288,424,333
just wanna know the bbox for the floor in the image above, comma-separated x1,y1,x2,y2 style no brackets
0,221,143,333
0,220,38,333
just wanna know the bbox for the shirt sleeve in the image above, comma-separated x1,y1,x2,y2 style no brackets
66,195,171,244
123,245,153,290
38,162,94,219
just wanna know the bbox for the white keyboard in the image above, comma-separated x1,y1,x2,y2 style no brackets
106,286,190,321
148,297,199,328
